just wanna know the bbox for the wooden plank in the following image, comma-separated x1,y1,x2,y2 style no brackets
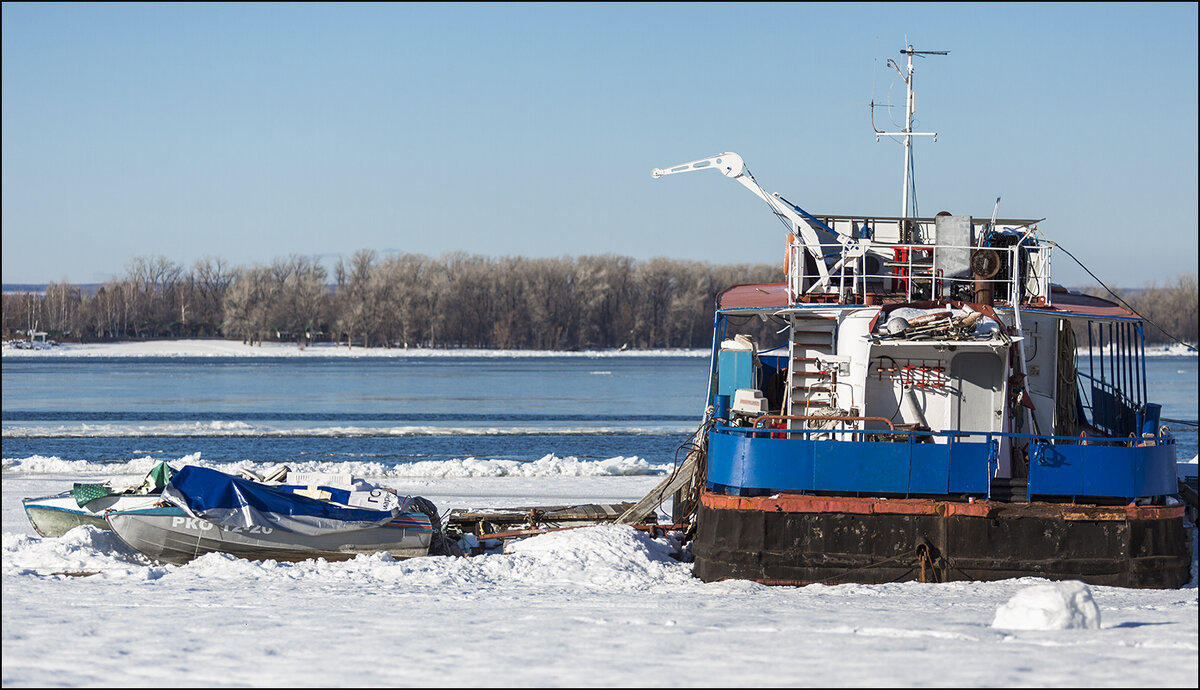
445,502,640,537
615,451,699,525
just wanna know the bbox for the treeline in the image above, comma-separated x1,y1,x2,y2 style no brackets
1,252,783,350
4,254,1195,350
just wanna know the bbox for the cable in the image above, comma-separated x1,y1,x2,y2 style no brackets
908,144,919,218
1162,417,1199,427
741,166,794,236
873,355,906,422
1052,242,1197,353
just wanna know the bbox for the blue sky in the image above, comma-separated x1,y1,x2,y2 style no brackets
2,2,1196,287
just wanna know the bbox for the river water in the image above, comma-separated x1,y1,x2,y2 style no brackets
1,355,709,468
2,354,1195,470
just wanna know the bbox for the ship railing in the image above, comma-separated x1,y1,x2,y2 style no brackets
1075,319,1154,439
727,423,1172,448
753,414,894,442
786,239,1053,306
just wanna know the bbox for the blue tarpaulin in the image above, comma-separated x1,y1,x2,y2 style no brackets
163,465,403,536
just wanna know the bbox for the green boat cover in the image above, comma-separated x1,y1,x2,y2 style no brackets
70,461,176,507
70,483,116,507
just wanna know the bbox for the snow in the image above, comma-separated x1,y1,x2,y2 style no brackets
0,338,708,358
1180,455,1199,481
3,463,1198,687
1143,342,1200,357
3,338,1197,685
1,453,669,480
5,336,1192,360
1078,341,1198,358
991,581,1101,630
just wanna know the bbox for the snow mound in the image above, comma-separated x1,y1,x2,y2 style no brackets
2,525,162,576
171,525,695,591
0,453,668,478
991,581,1101,630
389,454,662,478
501,524,689,588
2,524,694,593
2,453,201,476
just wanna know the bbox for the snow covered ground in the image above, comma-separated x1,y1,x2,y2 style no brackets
0,338,708,358
3,340,1197,686
3,467,1197,688
3,337,1197,359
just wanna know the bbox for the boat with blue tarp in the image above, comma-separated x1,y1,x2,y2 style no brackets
105,465,446,565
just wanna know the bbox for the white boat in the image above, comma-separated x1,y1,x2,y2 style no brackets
22,461,177,537
23,491,166,538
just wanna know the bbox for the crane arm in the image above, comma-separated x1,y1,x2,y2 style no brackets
652,152,853,291
651,152,746,179
651,152,846,247
652,153,787,215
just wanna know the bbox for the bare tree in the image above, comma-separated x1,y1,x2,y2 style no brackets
333,249,377,348
188,256,234,337
123,255,184,336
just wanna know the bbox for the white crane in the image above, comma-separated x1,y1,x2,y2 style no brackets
651,152,868,296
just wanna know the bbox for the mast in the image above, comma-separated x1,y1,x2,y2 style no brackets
874,44,947,219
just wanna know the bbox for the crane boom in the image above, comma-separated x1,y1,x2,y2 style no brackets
651,153,746,179
651,152,860,294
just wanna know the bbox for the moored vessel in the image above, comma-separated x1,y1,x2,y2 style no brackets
105,465,444,565
652,45,1193,588
21,461,177,537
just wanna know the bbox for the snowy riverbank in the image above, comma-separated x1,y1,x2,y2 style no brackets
3,464,1197,688
1,339,709,358
4,337,1196,359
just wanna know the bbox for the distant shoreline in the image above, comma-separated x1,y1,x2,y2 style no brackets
3,338,1195,359
0,339,710,359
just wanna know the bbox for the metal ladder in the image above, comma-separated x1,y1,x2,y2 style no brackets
786,314,838,416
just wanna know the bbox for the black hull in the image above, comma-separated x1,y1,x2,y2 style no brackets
692,492,1193,589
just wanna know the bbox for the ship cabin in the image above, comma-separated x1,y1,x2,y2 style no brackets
706,213,1178,505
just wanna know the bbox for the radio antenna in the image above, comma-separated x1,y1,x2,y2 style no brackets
873,43,948,219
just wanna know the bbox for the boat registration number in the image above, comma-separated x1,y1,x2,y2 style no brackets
170,516,274,534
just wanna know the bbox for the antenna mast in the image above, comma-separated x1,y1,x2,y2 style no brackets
873,44,948,219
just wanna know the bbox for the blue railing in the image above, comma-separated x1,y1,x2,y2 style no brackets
1078,320,1149,438
707,424,1178,501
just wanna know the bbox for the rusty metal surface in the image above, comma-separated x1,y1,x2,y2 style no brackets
692,491,1192,588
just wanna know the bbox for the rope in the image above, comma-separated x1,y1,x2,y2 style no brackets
651,413,713,523
810,547,926,585
1162,417,1199,428
1055,321,1078,436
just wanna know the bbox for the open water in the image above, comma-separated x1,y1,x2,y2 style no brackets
1,356,709,468
2,354,1195,469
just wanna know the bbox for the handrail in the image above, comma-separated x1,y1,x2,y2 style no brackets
785,239,1052,306
752,414,895,430
717,424,1175,448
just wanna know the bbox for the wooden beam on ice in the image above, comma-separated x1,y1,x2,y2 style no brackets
616,450,700,525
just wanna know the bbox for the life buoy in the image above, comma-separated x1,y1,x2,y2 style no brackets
784,233,796,274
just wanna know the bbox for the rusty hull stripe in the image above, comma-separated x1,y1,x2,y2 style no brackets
700,490,1184,521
